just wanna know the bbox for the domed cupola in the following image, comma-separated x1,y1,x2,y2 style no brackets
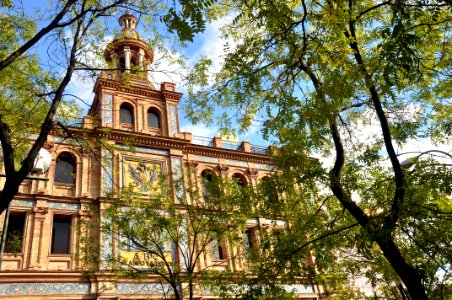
104,11,154,80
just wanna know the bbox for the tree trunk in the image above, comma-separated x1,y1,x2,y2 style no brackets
375,235,427,300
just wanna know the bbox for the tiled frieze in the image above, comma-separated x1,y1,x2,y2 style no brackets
0,282,91,295
116,144,169,155
254,163,275,171
116,283,172,294
11,199,36,207
194,155,219,164
281,284,314,293
48,202,81,211
225,159,248,168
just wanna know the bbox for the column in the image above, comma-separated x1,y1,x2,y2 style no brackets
124,47,130,72
138,49,145,71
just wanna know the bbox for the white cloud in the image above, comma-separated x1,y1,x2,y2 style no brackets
188,17,237,73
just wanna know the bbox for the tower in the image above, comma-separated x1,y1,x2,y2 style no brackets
88,11,181,138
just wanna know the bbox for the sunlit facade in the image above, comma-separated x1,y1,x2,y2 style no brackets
0,12,325,299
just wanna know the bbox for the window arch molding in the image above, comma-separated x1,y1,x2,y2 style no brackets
147,106,161,129
259,175,278,203
53,151,77,185
119,102,135,126
199,168,220,198
230,171,249,187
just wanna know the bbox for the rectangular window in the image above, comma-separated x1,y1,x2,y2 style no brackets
211,239,226,260
243,229,256,250
51,215,71,254
4,213,26,254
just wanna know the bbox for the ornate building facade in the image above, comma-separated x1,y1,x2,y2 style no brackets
0,12,325,299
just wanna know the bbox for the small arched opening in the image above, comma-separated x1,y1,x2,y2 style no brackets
54,152,76,185
147,108,161,129
120,103,134,128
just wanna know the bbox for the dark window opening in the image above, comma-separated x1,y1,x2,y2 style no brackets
130,56,139,74
147,109,160,129
4,213,26,253
54,154,76,185
201,170,217,198
120,104,134,125
211,239,226,260
232,173,247,187
262,176,278,203
243,229,256,250
119,57,126,73
51,215,71,254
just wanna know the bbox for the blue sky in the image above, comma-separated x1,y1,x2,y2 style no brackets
19,0,269,147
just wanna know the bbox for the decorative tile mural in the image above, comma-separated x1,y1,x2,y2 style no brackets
171,157,184,203
0,282,91,295
11,200,35,207
194,155,218,164
122,158,162,195
103,94,113,126
48,202,80,211
167,104,178,137
225,159,248,168
102,149,113,196
116,283,172,294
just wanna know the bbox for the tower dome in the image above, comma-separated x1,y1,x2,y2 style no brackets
104,11,154,80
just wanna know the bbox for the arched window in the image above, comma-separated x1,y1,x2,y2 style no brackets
54,153,76,184
201,170,219,198
232,173,247,187
147,108,160,129
261,176,277,203
120,104,134,125
130,56,139,73
119,57,126,73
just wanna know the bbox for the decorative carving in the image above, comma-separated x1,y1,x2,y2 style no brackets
247,168,259,176
216,164,229,174
185,161,198,168
33,206,48,219
43,141,54,150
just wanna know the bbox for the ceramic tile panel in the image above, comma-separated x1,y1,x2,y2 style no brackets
48,201,80,211
116,283,172,294
171,157,184,203
254,163,275,171
102,149,113,196
11,199,35,207
194,155,218,164
167,104,178,137
103,94,113,126
225,159,248,168
0,282,90,295
116,144,169,155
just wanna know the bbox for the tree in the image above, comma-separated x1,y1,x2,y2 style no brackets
96,166,255,300
0,0,212,215
186,1,452,299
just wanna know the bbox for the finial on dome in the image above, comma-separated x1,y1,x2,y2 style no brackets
126,0,130,14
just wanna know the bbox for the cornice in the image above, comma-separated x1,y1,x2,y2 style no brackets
91,128,273,164
95,78,183,101
15,193,96,204
0,272,89,282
